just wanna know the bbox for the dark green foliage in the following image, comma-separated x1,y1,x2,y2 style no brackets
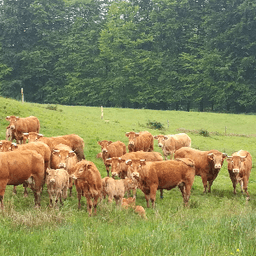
199,129,210,137
147,120,164,130
0,0,256,113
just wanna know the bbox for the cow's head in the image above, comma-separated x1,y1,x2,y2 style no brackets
153,135,169,148
52,148,76,169
98,140,112,153
126,132,140,149
71,161,93,180
6,116,20,130
207,152,227,170
106,157,125,178
226,155,247,173
125,158,146,178
46,168,59,184
0,140,14,152
23,132,43,143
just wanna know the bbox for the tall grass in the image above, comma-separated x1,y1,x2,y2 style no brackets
0,97,256,255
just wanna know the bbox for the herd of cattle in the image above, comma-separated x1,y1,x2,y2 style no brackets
0,115,253,217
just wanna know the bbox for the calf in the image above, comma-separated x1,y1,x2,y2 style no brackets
46,168,69,208
226,150,252,199
0,150,44,209
174,147,227,193
125,131,154,152
154,133,191,160
127,158,195,208
51,143,78,196
98,140,126,176
71,160,102,216
101,177,137,206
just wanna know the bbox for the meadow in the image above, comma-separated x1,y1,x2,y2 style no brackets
0,97,256,256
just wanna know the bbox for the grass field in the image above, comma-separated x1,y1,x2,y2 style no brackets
0,97,256,255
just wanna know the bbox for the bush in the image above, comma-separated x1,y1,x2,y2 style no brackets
147,120,164,130
199,129,210,137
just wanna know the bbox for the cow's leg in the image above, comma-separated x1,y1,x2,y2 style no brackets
201,175,208,193
69,178,73,197
160,189,164,199
150,185,158,208
93,196,99,215
144,193,150,208
239,180,244,193
23,183,29,197
183,183,192,207
76,189,82,209
13,185,17,195
48,191,53,208
108,193,113,203
106,165,110,177
0,181,7,210
242,178,249,199
86,197,93,216
62,186,68,200
207,180,214,193
232,180,237,194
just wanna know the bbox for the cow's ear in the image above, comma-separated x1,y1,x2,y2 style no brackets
11,143,18,150
68,151,76,157
105,158,112,165
38,134,44,138
222,153,227,159
140,159,146,165
87,164,93,170
125,132,130,137
164,136,169,140
240,156,247,162
108,141,113,145
16,117,19,120
153,136,158,139
207,153,214,161
135,133,140,137
97,141,102,145
6,116,10,121
46,168,50,174
125,159,132,166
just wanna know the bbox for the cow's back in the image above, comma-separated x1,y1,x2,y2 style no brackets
136,131,154,152
108,141,126,157
17,116,40,133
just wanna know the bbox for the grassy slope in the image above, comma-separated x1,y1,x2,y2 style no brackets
1,97,256,255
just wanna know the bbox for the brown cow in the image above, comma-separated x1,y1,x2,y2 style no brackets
6,116,40,144
226,150,252,199
5,126,14,141
101,177,138,205
125,131,154,153
127,158,195,208
46,168,69,208
97,140,126,176
71,160,102,216
174,147,227,193
0,140,51,196
154,133,191,160
23,132,85,161
51,143,78,197
0,150,44,209
106,151,163,179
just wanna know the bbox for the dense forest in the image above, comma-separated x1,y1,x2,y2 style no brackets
0,0,256,113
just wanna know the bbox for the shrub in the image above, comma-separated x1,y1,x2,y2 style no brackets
199,129,210,137
147,120,164,130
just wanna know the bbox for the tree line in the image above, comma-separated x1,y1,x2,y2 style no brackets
0,0,256,113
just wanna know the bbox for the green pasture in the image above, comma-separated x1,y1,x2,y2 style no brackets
0,97,256,256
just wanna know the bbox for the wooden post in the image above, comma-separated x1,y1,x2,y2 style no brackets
21,88,24,103
225,126,227,136
101,106,103,119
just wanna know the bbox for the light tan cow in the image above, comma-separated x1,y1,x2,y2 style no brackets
226,150,252,199
51,144,78,197
46,168,69,208
101,177,138,205
154,133,191,160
